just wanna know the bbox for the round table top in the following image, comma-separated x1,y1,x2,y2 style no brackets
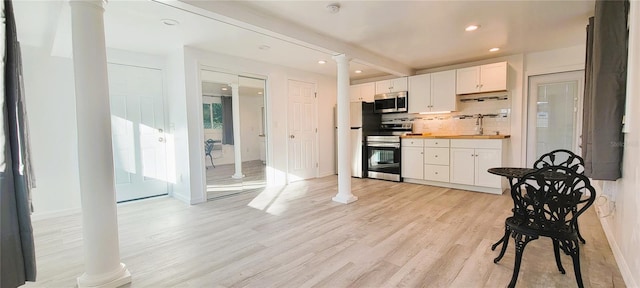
488,167,537,178
488,167,568,180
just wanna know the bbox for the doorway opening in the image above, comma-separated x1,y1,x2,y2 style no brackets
526,70,584,166
201,70,268,200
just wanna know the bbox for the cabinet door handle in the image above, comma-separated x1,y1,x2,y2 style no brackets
435,155,438,158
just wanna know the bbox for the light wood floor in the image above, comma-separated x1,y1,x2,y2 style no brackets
206,160,266,200
26,176,624,287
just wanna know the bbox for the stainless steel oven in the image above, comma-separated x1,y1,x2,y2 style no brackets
366,135,401,182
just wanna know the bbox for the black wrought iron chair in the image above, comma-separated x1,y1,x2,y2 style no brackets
493,166,596,288
533,149,587,243
534,149,585,173
205,139,215,168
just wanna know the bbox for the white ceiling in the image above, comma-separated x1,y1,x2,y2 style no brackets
13,0,594,81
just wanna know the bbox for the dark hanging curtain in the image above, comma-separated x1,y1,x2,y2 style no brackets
1,0,37,286
221,96,234,145
582,0,629,180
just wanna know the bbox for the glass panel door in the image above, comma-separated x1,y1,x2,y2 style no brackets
526,71,584,166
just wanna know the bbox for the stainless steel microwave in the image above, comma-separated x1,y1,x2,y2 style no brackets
373,91,407,113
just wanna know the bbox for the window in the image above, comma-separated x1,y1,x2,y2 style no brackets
203,101,223,129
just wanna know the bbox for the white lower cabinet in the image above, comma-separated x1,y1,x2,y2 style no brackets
450,139,505,189
402,146,424,179
401,139,424,179
424,164,449,182
402,138,507,194
449,148,475,185
474,149,502,188
402,139,450,182
424,140,449,182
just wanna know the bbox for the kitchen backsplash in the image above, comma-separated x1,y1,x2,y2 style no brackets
386,91,512,135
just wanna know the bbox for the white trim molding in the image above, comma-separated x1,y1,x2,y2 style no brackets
598,215,638,288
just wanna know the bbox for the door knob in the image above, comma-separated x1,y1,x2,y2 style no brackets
290,135,295,139
158,137,165,142
158,128,164,133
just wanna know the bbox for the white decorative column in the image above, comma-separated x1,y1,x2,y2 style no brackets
231,83,245,179
332,54,358,204
69,1,131,287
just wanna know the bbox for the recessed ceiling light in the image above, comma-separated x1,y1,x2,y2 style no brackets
318,60,327,64
221,87,228,91
489,47,500,52
354,70,362,74
258,45,271,50
465,25,480,32
258,91,263,95
161,19,179,26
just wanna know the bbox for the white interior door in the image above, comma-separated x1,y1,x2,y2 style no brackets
526,71,584,166
288,79,317,182
108,63,168,202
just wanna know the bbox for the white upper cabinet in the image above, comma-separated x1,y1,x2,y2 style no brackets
349,82,375,102
479,62,508,92
408,70,456,113
430,70,457,112
408,73,431,113
456,66,481,95
456,62,507,94
375,77,408,94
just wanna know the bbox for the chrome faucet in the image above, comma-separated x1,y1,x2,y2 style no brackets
475,114,484,135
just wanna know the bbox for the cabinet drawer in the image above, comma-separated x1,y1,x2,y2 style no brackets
424,147,449,165
402,139,423,147
424,139,450,148
450,139,503,149
424,164,449,182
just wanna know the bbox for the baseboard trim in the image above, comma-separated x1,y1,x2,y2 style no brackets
403,178,504,195
190,196,205,205
171,192,190,204
317,170,335,178
31,208,81,222
598,215,638,288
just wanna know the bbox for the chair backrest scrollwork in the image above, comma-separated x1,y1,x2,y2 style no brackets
533,149,585,174
512,166,595,233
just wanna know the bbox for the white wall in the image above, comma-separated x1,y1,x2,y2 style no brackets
179,46,337,204
165,47,191,204
22,46,175,216
525,45,586,75
22,45,81,218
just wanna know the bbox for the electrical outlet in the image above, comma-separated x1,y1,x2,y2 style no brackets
596,195,615,218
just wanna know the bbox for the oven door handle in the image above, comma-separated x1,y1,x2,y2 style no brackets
367,143,401,148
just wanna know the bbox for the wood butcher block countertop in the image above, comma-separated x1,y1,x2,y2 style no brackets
400,134,511,139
